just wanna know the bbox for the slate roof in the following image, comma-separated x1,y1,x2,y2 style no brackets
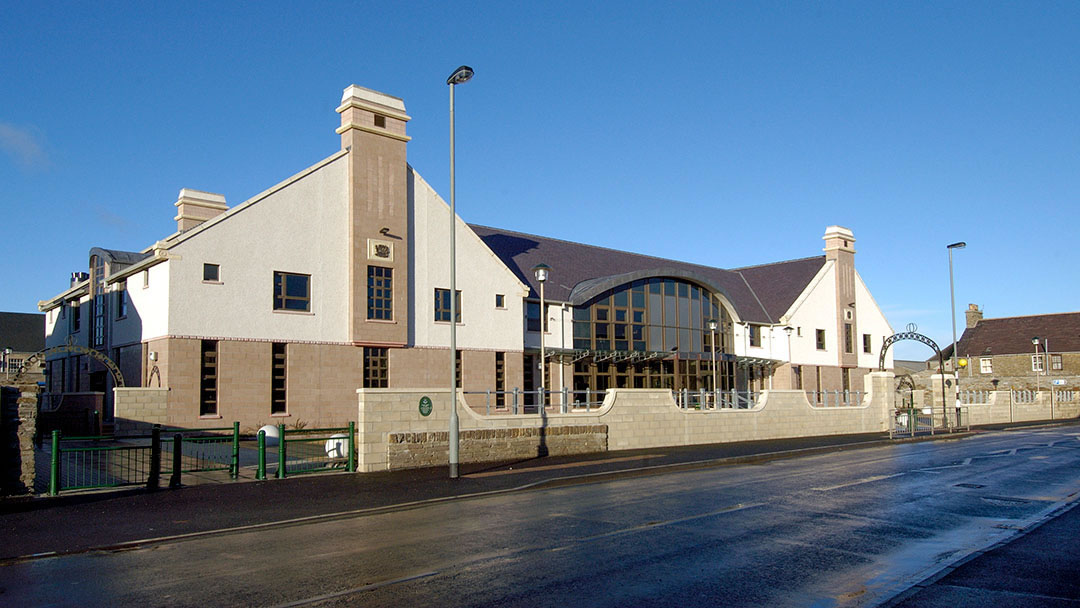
469,225,826,325
90,247,151,276
0,312,45,352
945,312,1080,359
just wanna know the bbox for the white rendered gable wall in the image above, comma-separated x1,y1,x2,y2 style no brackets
166,155,350,343
410,168,527,352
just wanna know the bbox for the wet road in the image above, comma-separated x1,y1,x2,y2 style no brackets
4,427,1080,607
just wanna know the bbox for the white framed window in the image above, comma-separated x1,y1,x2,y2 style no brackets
1032,354,1044,372
980,357,992,374
1052,354,1063,370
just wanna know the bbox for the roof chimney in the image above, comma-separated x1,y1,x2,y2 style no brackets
822,225,856,260
966,303,983,328
175,189,227,232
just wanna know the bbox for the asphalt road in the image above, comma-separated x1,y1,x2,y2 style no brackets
3,426,1079,607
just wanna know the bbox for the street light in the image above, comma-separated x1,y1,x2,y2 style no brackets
783,326,794,388
447,64,473,480
947,241,965,429
1032,336,1041,393
708,319,718,405
532,263,551,410
2,347,11,379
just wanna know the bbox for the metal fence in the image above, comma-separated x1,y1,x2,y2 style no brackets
675,389,760,410
806,390,863,407
959,390,990,404
889,407,935,438
256,423,356,480
464,389,605,415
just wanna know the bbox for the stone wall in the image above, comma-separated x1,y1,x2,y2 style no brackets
356,372,894,473
387,425,607,470
113,387,170,434
1,381,39,495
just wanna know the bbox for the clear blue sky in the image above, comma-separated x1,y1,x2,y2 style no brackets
3,2,1078,360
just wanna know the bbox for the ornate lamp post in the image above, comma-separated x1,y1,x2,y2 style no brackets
447,64,473,479
708,319,718,404
532,264,551,410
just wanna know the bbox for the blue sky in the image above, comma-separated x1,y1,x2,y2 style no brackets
2,2,1078,360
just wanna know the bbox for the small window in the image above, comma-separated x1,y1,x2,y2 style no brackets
142,269,150,288
862,334,872,354
363,347,388,388
815,329,826,350
115,282,127,319
980,357,993,374
203,263,220,282
1032,354,1044,372
200,340,218,416
526,301,542,332
844,323,854,354
374,114,386,128
274,272,311,312
1052,354,1063,371
495,294,505,309
435,288,462,323
748,325,761,347
70,301,81,333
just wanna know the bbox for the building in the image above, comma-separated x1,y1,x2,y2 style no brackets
38,84,894,431
943,304,1080,389
0,312,45,381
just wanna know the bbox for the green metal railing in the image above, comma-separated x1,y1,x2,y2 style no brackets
48,423,241,495
256,422,356,480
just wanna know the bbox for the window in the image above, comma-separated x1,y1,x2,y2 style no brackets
455,350,462,386
980,357,993,374
374,114,386,128
5,358,22,373
203,263,220,282
367,266,393,320
495,352,506,407
271,343,287,415
70,301,81,333
495,294,505,308
91,255,106,349
862,334,872,354
274,271,311,312
1052,354,1063,371
200,340,218,416
434,288,462,322
526,301,543,332
142,269,150,288
115,282,127,319
1032,354,1044,372
844,323,853,354
748,325,761,347
792,365,802,390
816,329,826,350
363,347,388,388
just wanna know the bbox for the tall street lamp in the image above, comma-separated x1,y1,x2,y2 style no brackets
1032,336,1041,393
447,64,473,479
783,326,794,388
532,263,551,410
707,319,718,405
947,241,965,429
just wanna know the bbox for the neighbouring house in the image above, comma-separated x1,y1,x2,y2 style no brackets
38,83,894,431
941,304,1080,390
0,311,45,382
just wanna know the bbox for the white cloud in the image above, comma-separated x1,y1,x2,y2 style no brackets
0,122,50,171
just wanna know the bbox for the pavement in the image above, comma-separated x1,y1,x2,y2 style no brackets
3,421,1080,606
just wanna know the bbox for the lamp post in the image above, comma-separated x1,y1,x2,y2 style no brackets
2,348,11,379
532,264,551,410
947,241,965,430
447,64,473,479
783,326,794,388
708,319,718,404
1032,336,1041,393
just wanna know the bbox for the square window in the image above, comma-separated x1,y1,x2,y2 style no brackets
203,263,220,282
374,114,386,128
274,271,311,312
1052,354,1063,371
980,357,992,374
435,288,462,323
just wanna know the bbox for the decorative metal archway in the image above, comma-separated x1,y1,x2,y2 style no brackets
11,336,125,388
878,323,949,430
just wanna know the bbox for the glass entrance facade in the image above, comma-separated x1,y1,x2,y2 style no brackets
570,278,736,393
